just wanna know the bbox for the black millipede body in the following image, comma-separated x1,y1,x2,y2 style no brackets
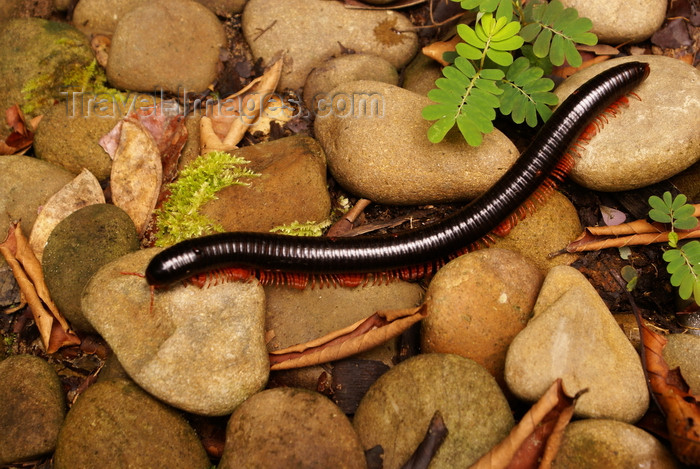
146,61,650,287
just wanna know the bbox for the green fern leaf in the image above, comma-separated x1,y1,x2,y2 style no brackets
498,57,556,126
522,0,597,67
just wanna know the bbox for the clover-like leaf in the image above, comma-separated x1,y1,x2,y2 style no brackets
498,57,556,126
422,56,503,145
522,0,597,67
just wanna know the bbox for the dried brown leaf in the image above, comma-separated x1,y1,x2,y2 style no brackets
0,104,36,155
640,319,700,464
269,304,427,370
110,119,163,235
200,58,284,154
565,207,700,253
90,34,110,68
0,222,80,353
28,169,105,263
422,36,460,66
470,379,578,469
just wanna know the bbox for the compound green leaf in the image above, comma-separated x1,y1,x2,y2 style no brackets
563,38,583,67
649,209,672,224
481,68,505,80
486,48,514,66
679,273,695,300
456,42,483,61
671,193,688,211
533,28,552,57
491,35,525,51
663,248,682,263
427,117,456,143
519,23,542,42
550,33,566,66
422,103,455,121
458,24,485,48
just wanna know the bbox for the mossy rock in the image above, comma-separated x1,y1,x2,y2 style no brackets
0,18,97,136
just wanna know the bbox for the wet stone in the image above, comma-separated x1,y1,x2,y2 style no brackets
53,379,210,469
556,56,700,192
242,0,418,90
106,0,226,93
0,355,65,466
42,204,140,333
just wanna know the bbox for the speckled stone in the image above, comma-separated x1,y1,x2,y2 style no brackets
559,0,666,44
556,56,700,192
242,0,418,90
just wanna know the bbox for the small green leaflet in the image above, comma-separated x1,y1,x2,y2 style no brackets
422,57,504,146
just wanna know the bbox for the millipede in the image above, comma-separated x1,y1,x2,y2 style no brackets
145,61,650,290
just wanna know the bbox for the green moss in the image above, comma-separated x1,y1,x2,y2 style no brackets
270,219,333,237
21,59,119,116
155,151,260,247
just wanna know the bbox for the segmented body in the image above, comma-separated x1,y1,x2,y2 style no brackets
146,61,650,288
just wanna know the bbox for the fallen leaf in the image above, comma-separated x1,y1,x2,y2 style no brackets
0,221,80,353
469,379,580,469
90,34,111,68
563,206,700,253
110,119,163,235
422,35,460,65
614,273,700,465
200,57,284,154
28,168,105,263
269,304,427,370
0,104,37,155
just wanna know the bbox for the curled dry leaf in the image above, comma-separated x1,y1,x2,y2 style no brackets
469,379,580,469
563,205,700,253
615,275,700,466
90,34,111,68
268,304,428,370
0,104,38,155
422,35,461,66
110,119,163,235
29,168,105,263
0,221,80,353
200,58,284,154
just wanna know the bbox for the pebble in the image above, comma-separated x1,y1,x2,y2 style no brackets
504,265,649,423
662,333,700,394
242,0,418,90
107,0,226,93
196,0,247,16
552,419,679,468
402,52,443,96
72,0,147,36
556,56,700,192
0,355,65,466
314,80,519,205
42,204,139,333
354,353,513,468
266,281,424,390
33,101,117,182
420,248,543,388
81,248,269,416
559,0,666,44
490,191,581,272
200,135,331,233
303,53,399,113
0,155,75,239
53,379,210,469
218,387,366,469
0,18,94,134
